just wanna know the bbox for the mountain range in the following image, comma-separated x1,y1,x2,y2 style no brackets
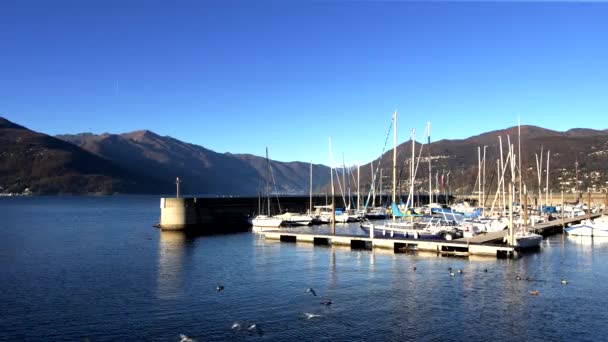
0,117,330,195
1,117,607,196
356,125,608,201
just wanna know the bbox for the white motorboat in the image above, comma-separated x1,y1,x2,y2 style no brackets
275,212,313,226
565,219,608,237
251,215,283,232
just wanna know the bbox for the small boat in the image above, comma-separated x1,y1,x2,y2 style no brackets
314,205,350,223
364,206,387,220
360,216,457,240
565,219,608,237
360,221,444,240
251,215,283,232
513,231,543,249
251,148,283,233
275,212,313,226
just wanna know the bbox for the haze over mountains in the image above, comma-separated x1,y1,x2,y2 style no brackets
1,117,607,196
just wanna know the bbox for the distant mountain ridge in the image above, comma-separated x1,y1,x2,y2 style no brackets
1,116,607,196
56,130,332,195
356,125,608,199
0,118,157,194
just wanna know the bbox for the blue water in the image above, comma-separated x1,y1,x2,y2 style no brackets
1,196,607,341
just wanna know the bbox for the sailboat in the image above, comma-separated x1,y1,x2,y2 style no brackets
359,112,447,240
251,147,283,232
511,122,542,250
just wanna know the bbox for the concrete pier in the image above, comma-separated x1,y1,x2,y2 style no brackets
157,197,254,232
156,195,366,233
159,198,198,230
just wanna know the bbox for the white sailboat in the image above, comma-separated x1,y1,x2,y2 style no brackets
512,150,542,250
359,111,444,240
251,147,283,232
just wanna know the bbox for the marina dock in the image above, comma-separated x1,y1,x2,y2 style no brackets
459,212,603,244
263,212,605,258
263,231,515,258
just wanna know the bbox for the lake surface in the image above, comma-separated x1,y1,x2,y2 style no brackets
1,196,607,341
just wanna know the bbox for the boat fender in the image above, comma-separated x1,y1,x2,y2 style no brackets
414,231,419,239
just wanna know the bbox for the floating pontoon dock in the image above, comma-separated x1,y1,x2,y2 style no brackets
263,231,515,258
264,213,604,258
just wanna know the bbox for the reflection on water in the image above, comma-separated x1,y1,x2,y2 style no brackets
157,230,189,299
3,197,608,341
566,235,608,247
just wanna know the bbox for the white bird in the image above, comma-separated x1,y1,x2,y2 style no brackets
179,334,196,342
304,312,323,319
231,322,242,330
247,323,264,336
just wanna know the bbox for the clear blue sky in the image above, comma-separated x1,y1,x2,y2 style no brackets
2,0,607,166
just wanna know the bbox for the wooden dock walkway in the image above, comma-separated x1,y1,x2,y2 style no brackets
263,231,515,258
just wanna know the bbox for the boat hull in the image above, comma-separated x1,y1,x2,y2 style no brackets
360,224,444,240
565,225,608,237
514,234,543,249
251,216,283,232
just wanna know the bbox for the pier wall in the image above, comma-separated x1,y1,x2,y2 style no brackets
158,195,360,232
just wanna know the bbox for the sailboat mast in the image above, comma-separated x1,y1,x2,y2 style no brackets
410,129,416,207
546,150,550,206
266,147,271,216
410,128,415,224
329,137,336,235
478,146,481,209
518,118,522,206
371,161,376,207
380,169,383,204
309,161,313,214
392,111,397,221
483,145,487,209
427,122,432,205
499,136,505,213
357,164,360,210
342,152,347,209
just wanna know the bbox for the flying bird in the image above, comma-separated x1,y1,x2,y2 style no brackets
306,287,317,296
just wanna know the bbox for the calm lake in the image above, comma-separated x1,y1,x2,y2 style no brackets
1,196,607,341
